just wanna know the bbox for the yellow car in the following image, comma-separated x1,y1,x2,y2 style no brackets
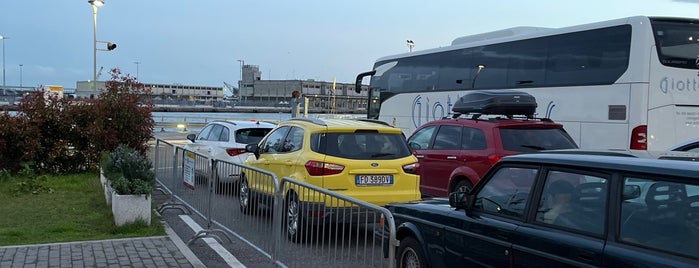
241,118,421,240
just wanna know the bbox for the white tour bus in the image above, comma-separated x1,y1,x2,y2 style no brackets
354,16,699,151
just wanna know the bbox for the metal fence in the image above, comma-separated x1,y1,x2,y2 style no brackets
152,139,396,267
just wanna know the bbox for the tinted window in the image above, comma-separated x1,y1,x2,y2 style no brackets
220,126,230,142
373,25,631,94
260,126,290,153
620,177,698,257
475,167,537,219
500,128,577,152
462,127,486,150
315,132,411,159
536,171,607,235
407,126,437,150
236,128,272,145
652,19,699,69
432,126,462,150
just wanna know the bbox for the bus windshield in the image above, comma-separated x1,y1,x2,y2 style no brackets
652,18,699,69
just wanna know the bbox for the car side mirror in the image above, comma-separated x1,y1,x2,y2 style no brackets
246,143,260,159
186,134,196,142
622,185,641,200
449,191,474,210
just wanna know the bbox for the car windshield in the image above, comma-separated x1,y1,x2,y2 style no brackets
500,128,577,152
236,128,273,145
311,132,412,159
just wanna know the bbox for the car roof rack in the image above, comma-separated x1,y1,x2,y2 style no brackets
353,118,393,127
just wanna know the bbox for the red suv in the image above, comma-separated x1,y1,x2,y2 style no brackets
407,90,578,197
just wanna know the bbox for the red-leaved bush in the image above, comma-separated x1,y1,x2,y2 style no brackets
0,68,154,173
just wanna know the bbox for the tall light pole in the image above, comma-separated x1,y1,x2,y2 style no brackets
0,35,8,88
19,64,22,87
89,0,104,91
134,61,140,80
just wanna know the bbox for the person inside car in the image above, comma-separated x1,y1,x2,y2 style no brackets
542,180,575,224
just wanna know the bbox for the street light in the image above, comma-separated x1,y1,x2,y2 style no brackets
237,59,244,87
89,0,104,91
0,35,8,88
407,40,414,52
19,64,22,87
134,61,140,80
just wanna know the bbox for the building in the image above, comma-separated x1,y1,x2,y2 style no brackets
76,81,224,102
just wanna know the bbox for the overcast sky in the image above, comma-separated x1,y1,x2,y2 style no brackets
1,0,698,89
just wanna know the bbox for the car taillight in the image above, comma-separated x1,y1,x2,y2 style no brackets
226,148,247,157
402,162,420,175
304,160,344,176
630,125,647,150
487,154,503,166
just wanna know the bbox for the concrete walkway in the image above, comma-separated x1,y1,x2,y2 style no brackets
0,222,205,268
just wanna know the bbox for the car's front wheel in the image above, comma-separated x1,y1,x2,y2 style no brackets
239,175,256,214
397,237,427,268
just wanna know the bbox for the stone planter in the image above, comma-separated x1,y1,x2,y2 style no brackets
100,170,113,205
111,192,151,226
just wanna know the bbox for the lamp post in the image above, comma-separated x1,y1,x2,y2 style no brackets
89,0,104,91
19,64,22,87
0,35,8,88
134,61,140,80
407,40,415,52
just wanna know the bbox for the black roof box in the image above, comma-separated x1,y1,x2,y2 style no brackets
452,90,537,118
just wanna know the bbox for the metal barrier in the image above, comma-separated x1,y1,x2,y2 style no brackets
151,139,396,267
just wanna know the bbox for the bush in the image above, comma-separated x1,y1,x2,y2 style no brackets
101,145,155,195
0,68,154,173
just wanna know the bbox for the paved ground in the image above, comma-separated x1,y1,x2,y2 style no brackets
0,225,205,268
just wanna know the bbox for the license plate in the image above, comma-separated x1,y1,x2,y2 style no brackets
356,175,393,186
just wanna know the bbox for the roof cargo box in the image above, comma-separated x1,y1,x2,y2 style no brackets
452,90,537,117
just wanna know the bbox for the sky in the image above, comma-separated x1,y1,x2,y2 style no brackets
1,0,699,90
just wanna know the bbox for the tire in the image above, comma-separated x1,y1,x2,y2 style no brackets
453,179,474,194
397,236,427,268
239,176,256,214
285,192,307,243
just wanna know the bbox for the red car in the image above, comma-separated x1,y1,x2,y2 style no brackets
407,90,578,197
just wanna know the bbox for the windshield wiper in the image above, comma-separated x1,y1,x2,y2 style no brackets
371,153,395,157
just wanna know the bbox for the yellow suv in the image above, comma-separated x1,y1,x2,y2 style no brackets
241,118,421,239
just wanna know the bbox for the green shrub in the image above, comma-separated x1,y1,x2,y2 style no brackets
101,144,155,195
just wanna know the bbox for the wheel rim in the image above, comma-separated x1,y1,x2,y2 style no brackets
287,197,299,236
239,179,249,207
401,248,420,268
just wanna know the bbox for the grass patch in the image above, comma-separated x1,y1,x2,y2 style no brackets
0,171,165,246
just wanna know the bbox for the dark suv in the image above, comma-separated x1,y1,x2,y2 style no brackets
407,90,578,197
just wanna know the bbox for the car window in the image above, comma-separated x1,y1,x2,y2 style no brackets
461,127,487,150
260,126,290,153
500,128,577,152
619,177,698,257
280,127,304,153
408,126,437,150
208,124,224,142
535,170,607,235
236,128,272,145
433,126,462,150
475,166,537,219
197,125,214,141
318,132,412,159
220,126,230,142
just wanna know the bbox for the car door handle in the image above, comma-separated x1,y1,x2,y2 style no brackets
416,155,424,158
285,160,293,166
446,156,457,160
